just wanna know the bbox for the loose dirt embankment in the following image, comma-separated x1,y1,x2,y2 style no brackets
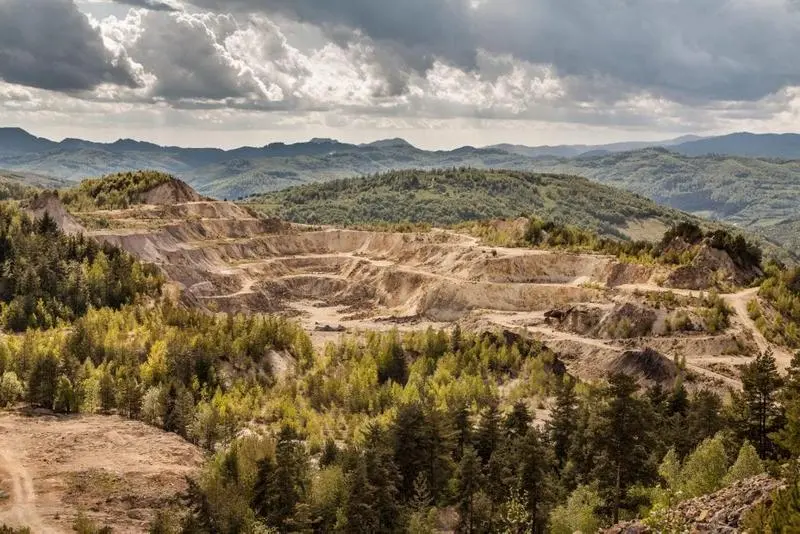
0,413,203,533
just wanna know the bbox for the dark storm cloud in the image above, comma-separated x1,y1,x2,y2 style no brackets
114,0,180,12
0,0,140,92
130,12,265,100
183,0,800,102
187,0,477,70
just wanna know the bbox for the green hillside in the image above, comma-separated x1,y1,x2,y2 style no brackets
527,148,800,251
249,168,703,240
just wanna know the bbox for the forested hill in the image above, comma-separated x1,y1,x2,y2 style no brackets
527,148,800,252
248,168,722,241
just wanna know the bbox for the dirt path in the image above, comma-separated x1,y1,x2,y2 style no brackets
0,449,51,533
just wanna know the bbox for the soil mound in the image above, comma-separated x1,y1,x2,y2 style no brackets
27,192,84,235
608,347,678,383
142,178,203,205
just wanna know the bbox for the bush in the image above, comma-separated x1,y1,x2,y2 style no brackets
0,372,23,407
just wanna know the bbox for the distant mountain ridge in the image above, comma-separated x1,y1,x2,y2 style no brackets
3,127,800,253
2,127,800,185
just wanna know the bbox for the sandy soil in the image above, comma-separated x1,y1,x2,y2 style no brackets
0,412,203,533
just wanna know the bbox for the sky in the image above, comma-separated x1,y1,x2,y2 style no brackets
1,0,800,149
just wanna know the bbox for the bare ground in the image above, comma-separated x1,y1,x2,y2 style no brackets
0,412,203,533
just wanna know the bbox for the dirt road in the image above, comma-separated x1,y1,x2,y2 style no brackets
0,448,51,532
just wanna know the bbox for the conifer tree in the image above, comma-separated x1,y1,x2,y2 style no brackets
738,350,783,458
28,352,59,408
475,400,501,464
252,426,309,529
504,401,532,439
723,440,764,485
451,402,472,462
773,352,800,457
363,424,401,532
517,428,554,532
456,446,482,534
548,377,578,472
591,373,655,523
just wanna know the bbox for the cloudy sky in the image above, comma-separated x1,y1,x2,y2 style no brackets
1,0,800,149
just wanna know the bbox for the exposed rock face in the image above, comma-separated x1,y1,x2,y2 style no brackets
605,475,783,533
664,244,762,291
547,302,657,339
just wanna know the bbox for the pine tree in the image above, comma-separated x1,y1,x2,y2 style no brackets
362,424,401,532
504,401,532,439
456,446,482,534
475,400,501,464
680,434,728,498
685,389,723,457
392,402,433,499
28,352,59,409
410,472,433,512
591,373,656,523
739,350,783,458
517,428,554,533
451,402,472,462
99,368,116,412
320,437,339,467
548,377,577,472
773,352,800,456
53,375,77,414
252,426,309,529
340,459,379,534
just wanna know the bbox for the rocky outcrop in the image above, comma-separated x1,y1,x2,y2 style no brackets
664,244,762,291
605,475,782,533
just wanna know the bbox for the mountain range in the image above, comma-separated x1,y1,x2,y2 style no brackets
4,127,800,194
3,126,800,252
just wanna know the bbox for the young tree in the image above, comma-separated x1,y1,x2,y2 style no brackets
53,375,77,414
723,440,764,486
549,485,602,534
503,401,532,439
0,371,23,407
680,434,729,498
27,352,59,408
